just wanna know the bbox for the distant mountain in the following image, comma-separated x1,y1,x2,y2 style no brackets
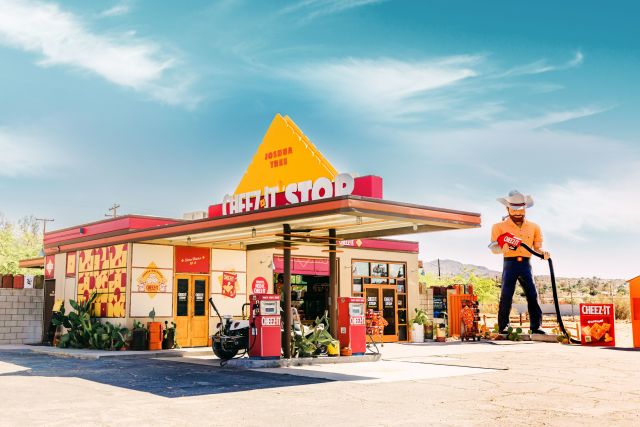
422,259,501,278
421,260,629,296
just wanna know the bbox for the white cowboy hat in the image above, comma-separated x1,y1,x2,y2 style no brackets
497,190,534,210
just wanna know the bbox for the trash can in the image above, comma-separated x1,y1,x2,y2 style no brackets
148,322,163,350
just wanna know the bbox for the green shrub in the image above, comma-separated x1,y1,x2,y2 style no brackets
51,292,129,350
615,299,630,320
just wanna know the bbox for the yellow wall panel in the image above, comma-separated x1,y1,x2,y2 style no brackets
78,249,94,273
109,244,128,269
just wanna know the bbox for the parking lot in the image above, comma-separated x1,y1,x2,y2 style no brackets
1,330,639,426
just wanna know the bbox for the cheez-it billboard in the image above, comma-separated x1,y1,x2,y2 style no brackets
580,303,615,346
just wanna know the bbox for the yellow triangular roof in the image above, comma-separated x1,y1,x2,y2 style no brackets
234,114,338,194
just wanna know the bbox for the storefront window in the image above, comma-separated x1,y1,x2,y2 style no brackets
352,262,370,277
389,263,405,278
371,263,388,277
352,278,363,293
352,259,408,341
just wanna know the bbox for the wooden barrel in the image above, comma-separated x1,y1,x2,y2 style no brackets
147,322,163,350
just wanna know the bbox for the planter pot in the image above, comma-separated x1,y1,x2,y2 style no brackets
424,323,434,340
162,329,175,349
411,323,424,343
436,324,447,342
130,329,148,351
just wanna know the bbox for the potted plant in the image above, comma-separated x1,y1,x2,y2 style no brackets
162,321,176,349
130,320,148,351
410,308,428,343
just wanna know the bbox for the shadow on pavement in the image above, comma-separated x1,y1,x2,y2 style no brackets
0,350,331,398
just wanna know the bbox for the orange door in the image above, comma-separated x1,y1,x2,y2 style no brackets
364,286,398,342
174,275,209,347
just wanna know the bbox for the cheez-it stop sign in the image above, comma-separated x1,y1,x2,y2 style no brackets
580,303,615,346
252,277,268,294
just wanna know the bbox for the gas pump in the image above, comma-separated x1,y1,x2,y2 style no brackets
337,297,366,355
249,294,281,359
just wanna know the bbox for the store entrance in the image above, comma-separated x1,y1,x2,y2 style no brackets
174,275,209,347
275,273,329,325
364,285,398,342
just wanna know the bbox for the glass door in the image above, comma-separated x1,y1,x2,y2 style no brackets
364,286,398,342
381,287,398,340
190,277,209,346
174,275,209,347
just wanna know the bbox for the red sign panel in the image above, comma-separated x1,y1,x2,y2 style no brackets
175,246,210,274
45,255,55,279
580,303,615,346
221,272,238,298
208,175,383,218
252,276,268,294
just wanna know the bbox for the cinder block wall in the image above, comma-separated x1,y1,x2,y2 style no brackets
0,288,43,345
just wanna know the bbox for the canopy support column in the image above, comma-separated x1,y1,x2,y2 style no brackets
283,224,292,359
329,228,338,337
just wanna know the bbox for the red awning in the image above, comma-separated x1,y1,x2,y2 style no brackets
273,256,329,276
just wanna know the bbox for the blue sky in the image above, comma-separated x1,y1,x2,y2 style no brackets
1,0,638,279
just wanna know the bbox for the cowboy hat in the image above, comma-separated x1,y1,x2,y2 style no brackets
497,190,534,210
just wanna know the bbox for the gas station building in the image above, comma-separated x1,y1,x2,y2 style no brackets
42,114,481,352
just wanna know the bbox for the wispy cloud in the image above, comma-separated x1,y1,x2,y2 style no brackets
489,106,609,131
283,56,481,120
0,127,61,177
279,0,388,22
100,2,131,18
500,51,584,77
278,49,595,127
536,165,640,238
0,0,198,107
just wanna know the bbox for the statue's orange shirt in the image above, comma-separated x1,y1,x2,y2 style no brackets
491,218,542,258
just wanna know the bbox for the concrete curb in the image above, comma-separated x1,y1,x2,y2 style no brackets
22,346,212,360
222,353,381,369
531,334,560,343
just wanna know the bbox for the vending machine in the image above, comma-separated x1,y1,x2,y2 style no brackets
249,294,281,359
337,297,366,355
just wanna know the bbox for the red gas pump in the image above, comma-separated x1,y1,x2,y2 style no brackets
337,297,366,355
249,294,281,359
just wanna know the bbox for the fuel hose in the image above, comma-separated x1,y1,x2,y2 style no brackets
519,243,580,344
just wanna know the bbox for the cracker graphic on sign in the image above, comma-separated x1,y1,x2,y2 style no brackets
220,272,238,298
136,262,167,298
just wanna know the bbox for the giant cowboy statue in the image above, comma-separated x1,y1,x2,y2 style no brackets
489,190,550,335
